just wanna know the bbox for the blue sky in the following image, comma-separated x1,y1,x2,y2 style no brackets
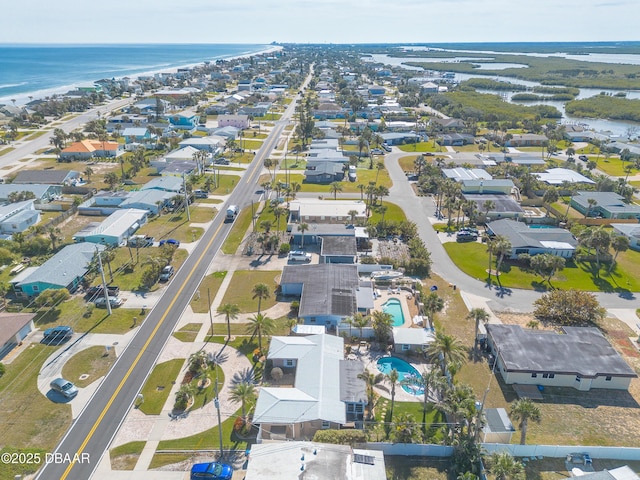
3,0,639,44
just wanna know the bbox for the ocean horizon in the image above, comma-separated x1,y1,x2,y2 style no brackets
0,43,272,105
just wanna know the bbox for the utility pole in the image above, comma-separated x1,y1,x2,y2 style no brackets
207,289,213,338
182,173,190,221
214,366,224,460
96,248,112,315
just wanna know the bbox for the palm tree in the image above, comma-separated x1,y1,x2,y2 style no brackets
423,292,444,325
251,283,271,314
394,412,419,444
371,310,393,343
229,381,257,422
47,227,62,251
493,235,512,279
246,313,275,352
289,181,301,200
347,209,359,225
386,368,399,427
510,397,541,445
353,313,370,341
610,234,630,273
357,183,365,200
217,303,240,340
260,220,272,234
482,200,495,221
375,160,385,184
357,369,384,420
426,332,467,376
467,308,490,348
84,166,94,182
101,247,117,282
329,181,343,200
273,206,285,232
489,451,525,480
585,198,598,218
589,226,611,276
188,350,208,375
298,223,309,248
402,368,444,428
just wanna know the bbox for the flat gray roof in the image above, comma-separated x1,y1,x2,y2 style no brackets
487,324,637,378
321,236,357,257
486,219,577,249
463,194,524,214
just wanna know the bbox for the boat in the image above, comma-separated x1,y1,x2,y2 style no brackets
371,270,403,280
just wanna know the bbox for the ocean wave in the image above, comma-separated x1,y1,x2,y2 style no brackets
0,82,28,90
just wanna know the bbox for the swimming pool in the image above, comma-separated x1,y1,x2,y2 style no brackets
376,356,424,395
382,298,405,327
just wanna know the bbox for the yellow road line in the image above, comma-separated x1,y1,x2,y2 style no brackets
60,220,225,479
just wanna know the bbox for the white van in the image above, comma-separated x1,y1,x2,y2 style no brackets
288,251,312,262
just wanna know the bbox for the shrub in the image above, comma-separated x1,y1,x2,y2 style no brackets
270,367,283,381
312,429,367,446
0,363,5,378
279,243,291,255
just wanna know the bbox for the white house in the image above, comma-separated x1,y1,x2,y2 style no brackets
72,209,147,246
0,200,40,236
486,324,637,391
611,223,640,250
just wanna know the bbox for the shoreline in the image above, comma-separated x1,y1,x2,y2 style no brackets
0,44,282,106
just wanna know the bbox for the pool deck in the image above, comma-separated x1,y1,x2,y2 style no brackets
374,290,414,329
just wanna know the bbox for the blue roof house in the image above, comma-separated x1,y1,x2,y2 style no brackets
167,112,200,129
12,243,105,297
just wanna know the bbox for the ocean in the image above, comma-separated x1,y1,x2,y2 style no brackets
0,44,271,105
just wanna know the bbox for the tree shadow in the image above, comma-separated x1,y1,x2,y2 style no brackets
530,280,549,292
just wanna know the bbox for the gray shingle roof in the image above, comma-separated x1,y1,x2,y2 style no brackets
320,236,357,256
486,219,577,249
17,243,105,289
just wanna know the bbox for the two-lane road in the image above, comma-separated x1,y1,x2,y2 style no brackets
35,75,309,480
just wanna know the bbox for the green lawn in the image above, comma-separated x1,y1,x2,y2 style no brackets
0,344,72,450
190,271,227,313
443,241,640,292
138,359,185,415
91,247,188,292
61,345,116,387
188,365,225,411
32,297,147,334
220,270,280,313
173,323,202,342
593,158,633,177
109,441,146,471
368,201,407,223
398,142,440,153
136,211,206,243
221,207,253,254
240,139,263,150
255,203,288,232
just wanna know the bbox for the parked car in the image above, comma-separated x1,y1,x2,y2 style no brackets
578,155,589,161
456,231,478,242
50,378,78,399
381,143,391,152
43,326,73,343
288,251,312,262
190,462,233,480
127,235,154,248
194,189,209,199
159,239,180,247
214,158,230,165
95,296,124,308
86,285,120,297
370,148,383,155
159,265,174,282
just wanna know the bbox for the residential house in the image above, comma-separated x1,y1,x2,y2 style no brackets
304,161,344,184
463,194,525,220
280,264,372,327
122,127,154,145
159,160,198,177
118,189,174,214
212,125,241,140
72,209,147,246
611,223,640,250
217,114,249,129
13,170,80,185
59,140,121,160
486,218,578,258
380,132,421,146
486,324,637,391
319,236,357,264
167,112,199,129
577,466,640,480
442,168,493,182
245,442,386,480
430,117,466,130
420,82,439,93
12,243,105,297
535,168,596,187
141,176,183,193
505,134,548,147
0,184,61,203
179,136,223,154
253,334,367,441
392,327,435,354
571,191,640,219
0,200,41,236
439,133,475,146
0,312,36,360
288,199,367,226
164,146,201,163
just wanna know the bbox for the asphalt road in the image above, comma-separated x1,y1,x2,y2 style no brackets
35,78,309,480
0,98,132,168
